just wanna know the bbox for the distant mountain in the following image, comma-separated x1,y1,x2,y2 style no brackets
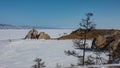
0,24,50,29
0,24,72,29
0,24,21,29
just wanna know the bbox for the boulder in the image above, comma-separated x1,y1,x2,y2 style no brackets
25,29,38,39
110,39,120,51
92,34,120,52
108,39,120,64
38,32,50,39
92,35,107,50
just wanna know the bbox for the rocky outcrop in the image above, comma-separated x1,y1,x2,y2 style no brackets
91,34,120,63
91,35,107,50
91,32,120,52
110,39,120,51
58,29,120,39
108,38,120,63
38,32,50,39
25,29,51,39
25,29,38,39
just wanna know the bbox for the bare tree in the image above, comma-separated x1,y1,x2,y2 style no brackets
65,13,96,65
32,58,45,68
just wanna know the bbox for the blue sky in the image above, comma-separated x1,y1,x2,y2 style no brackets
0,0,120,29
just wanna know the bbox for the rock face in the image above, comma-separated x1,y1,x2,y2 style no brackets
91,34,120,63
58,29,120,39
25,29,50,39
91,35,107,50
38,32,50,39
92,33,120,52
110,39,120,51
25,29,38,39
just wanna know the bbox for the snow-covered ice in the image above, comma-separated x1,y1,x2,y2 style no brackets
0,29,118,68
0,40,78,68
0,29,77,68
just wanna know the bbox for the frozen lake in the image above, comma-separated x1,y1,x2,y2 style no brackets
0,29,113,68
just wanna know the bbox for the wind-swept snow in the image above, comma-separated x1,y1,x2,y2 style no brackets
0,40,78,68
0,29,76,68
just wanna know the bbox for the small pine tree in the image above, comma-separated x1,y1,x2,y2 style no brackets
32,58,45,68
65,13,96,65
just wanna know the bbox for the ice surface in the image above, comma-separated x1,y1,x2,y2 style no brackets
0,40,78,68
0,29,118,68
0,29,76,68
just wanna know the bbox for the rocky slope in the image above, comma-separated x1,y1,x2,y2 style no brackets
58,29,120,39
